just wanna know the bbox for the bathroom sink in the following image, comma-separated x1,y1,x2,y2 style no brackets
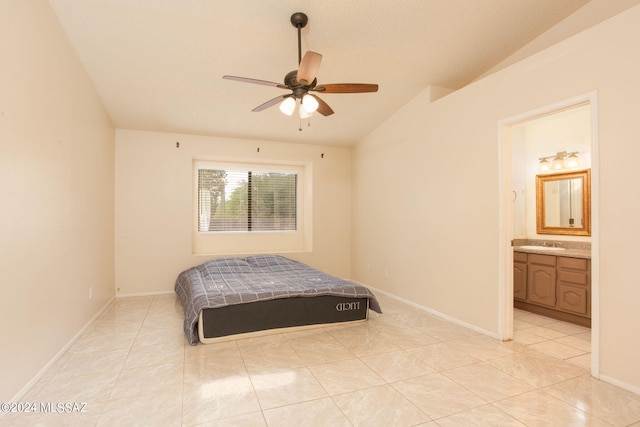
518,245,565,251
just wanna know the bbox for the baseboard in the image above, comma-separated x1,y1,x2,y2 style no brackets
116,290,175,298
598,373,640,396
358,282,499,339
5,296,116,408
6,291,173,408
360,282,640,397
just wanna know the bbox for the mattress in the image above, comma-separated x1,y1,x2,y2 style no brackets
175,255,382,344
198,295,370,343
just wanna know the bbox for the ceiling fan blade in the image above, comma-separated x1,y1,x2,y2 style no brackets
252,95,289,112
223,75,288,89
313,83,379,93
297,51,322,85
310,94,334,116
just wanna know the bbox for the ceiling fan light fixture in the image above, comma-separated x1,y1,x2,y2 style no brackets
279,96,296,116
299,105,312,119
302,94,319,113
222,12,378,126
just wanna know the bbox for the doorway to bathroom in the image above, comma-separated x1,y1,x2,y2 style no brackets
498,92,599,376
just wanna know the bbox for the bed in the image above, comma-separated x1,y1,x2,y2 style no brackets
175,255,382,345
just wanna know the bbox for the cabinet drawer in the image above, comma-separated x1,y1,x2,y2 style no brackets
529,253,556,267
558,270,588,286
558,257,588,271
556,284,588,316
514,252,528,263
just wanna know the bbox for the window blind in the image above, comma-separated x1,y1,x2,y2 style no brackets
198,168,297,232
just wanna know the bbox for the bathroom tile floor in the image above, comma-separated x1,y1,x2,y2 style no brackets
3,293,640,426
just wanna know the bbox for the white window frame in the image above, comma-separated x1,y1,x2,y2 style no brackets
192,159,312,255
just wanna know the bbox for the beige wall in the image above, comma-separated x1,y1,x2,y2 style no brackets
0,1,115,402
352,5,640,391
115,129,352,295
478,0,640,79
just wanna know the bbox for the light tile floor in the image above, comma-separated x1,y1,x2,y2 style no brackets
3,293,640,426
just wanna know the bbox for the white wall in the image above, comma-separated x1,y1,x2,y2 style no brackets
115,129,352,295
0,1,115,402
352,5,640,391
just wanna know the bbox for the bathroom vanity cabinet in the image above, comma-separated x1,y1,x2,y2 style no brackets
514,251,590,327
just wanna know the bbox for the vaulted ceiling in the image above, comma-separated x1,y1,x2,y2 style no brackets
49,0,600,146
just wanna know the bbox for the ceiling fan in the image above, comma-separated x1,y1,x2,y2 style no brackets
223,12,378,124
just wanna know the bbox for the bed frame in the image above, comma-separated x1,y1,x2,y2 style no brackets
198,295,369,343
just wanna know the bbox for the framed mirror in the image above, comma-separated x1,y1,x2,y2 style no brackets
536,169,591,236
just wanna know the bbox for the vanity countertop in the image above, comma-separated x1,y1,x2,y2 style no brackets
514,246,591,259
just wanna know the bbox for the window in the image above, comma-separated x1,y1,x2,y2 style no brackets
197,168,297,232
193,159,311,255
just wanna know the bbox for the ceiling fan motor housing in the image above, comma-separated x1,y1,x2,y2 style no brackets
284,70,317,96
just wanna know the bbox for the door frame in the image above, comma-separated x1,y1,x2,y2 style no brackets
497,91,600,377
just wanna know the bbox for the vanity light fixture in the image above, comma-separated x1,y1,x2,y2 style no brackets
539,158,551,172
565,152,579,168
551,154,565,170
538,151,579,172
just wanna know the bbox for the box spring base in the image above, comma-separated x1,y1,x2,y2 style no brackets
198,295,369,344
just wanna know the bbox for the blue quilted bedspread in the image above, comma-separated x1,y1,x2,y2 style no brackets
175,255,382,344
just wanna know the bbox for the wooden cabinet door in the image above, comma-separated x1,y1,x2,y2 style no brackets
527,265,556,307
556,284,588,315
513,262,527,301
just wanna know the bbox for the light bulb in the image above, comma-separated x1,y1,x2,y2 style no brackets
539,159,550,172
279,97,296,116
299,106,312,119
565,153,579,168
552,156,564,170
302,94,319,113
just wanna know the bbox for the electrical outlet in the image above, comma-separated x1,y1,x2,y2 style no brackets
384,268,389,278
366,262,371,271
